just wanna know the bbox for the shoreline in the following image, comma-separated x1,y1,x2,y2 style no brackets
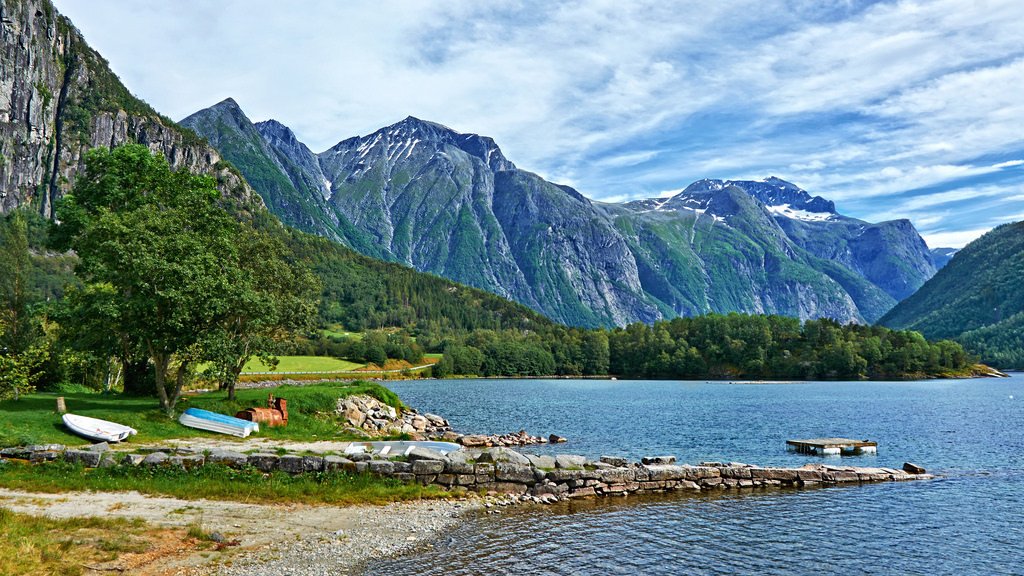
0,487,481,576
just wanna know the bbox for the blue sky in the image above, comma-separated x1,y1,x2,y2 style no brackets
54,0,1024,247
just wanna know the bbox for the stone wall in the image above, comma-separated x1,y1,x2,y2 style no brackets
0,443,931,504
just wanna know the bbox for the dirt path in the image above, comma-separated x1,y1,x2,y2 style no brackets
0,488,479,575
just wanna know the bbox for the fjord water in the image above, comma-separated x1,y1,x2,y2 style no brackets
374,376,1023,575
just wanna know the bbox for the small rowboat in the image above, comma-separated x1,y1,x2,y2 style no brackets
62,413,138,443
179,408,259,438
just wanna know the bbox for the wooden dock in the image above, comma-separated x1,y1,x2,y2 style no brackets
787,438,877,456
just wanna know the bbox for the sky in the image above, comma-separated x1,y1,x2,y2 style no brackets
53,0,1024,248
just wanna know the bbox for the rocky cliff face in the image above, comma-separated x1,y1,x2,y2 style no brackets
183,101,940,327
0,0,256,217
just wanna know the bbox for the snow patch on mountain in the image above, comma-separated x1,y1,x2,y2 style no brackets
766,203,836,222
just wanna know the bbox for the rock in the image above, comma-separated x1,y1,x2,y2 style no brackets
410,415,428,432
247,453,280,473
495,462,536,484
548,434,567,444
341,406,366,428
279,455,305,474
599,456,628,467
85,442,110,453
323,455,352,471
26,444,65,453
30,451,61,463
405,446,446,462
554,454,587,469
476,447,531,465
169,455,205,469
301,455,324,472
121,454,146,466
525,454,556,469
641,456,676,465
368,460,395,476
903,462,926,475
393,461,413,474
424,413,448,427
207,450,248,468
412,460,445,475
348,452,372,462
98,454,118,468
141,452,169,466
459,435,490,448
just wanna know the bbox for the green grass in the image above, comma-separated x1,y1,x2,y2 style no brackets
241,355,365,373
0,506,156,576
0,461,448,506
0,381,404,447
320,326,363,340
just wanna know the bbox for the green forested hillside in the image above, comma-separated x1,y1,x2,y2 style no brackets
879,221,1024,368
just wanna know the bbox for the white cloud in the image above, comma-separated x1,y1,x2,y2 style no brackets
50,0,1024,243
921,228,992,249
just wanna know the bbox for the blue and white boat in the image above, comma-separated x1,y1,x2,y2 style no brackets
179,408,259,438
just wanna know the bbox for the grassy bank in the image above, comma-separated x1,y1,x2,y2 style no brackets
0,507,166,576
0,460,448,506
0,381,403,447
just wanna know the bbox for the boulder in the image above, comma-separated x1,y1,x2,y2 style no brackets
526,454,556,469
247,453,280,472
169,455,205,469
141,452,168,466
207,450,249,468
85,442,110,453
902,462,926,475
641,456,676,465
495,462,536,484
30,451,61,463
554,454,587,469
548,434,568,444
476,447,531,466
599,456,628,467
323,455,352,471
368,460,395,476
412,459,444,475
98,454,119,468
405,446,446,462
459,435,490,448
121,454,146,466
278,455,305,474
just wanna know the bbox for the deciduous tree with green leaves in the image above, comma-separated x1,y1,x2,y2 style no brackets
54,144,317,413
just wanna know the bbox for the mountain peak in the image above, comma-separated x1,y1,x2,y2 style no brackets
211,97,242,111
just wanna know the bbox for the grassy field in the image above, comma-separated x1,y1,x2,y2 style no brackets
0,461,449,506
0,381,404,447
241,355,365,373
0,507,168,576
320,326,362,339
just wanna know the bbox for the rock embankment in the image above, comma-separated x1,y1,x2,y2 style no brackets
335,395,553,447
0,443,931,503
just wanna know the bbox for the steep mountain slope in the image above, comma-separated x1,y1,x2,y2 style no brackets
183,103,940,327
609,181,891,322
879,221,1024,367
0,0,256,216
178,99,384,258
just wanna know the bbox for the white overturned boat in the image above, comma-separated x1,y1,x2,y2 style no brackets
344,440,462,457
179,407,259,438
62,413,137,443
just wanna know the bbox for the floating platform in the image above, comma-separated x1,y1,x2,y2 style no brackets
787,438,877,456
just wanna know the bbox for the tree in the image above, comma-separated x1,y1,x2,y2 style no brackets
202,225,320,400
54,143,311,412
0,210,47,400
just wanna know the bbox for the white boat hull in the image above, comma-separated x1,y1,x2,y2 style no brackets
62,413,137,443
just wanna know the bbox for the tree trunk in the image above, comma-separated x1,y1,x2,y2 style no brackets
168,359,189,413
152,352,171,415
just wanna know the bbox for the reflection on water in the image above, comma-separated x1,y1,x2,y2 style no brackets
371,376,1023,575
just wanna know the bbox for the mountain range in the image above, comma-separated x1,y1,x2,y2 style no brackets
2,0,961,333
881,221,1024,368
182,99,943,327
